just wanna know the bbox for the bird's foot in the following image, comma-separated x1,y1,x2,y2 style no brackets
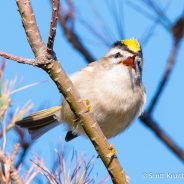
73,117,79,123
84,99,93,112
107,144,117,158
73,99,92,123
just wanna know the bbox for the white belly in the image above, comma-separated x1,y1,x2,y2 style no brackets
92,87,145,138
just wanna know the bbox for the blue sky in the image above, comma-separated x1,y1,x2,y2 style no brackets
0,0,184,183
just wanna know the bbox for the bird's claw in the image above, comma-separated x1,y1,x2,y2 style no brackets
107,144,117,158
84,99,93,112
73,99,92,123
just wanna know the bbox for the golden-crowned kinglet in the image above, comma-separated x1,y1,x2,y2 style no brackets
16,39,146,141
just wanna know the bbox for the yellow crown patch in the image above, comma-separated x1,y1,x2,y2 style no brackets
121,39,141,53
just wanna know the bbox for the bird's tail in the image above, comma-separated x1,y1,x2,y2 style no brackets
16,106,62,140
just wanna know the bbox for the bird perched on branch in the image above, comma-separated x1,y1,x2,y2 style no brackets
16,39,146,142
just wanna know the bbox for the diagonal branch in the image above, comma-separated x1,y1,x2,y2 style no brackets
16,0,46,57
140,113,184,161
47,0,60,55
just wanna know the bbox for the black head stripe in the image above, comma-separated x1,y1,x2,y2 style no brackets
113,41,142,56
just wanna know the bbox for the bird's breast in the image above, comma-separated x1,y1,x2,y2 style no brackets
87,67,146,138
65,65,146,138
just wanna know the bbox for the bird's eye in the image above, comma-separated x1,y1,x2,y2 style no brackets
114,52,122,58
137,60,141,67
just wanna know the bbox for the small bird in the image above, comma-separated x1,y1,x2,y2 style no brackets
16,39,146,142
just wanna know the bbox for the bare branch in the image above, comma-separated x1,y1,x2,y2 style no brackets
0,144,23,184
0,59,6,78
0,102,33,137
16,0,46,56
10,145,23,184
11,144,20,165
172,17,184,44
47,0,60,55
140,113,184,161
24,164,40,184
32,159,58,184
0,50,34,65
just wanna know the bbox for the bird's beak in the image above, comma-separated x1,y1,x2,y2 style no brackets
121,56,135,69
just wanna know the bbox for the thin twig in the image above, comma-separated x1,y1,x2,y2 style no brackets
10,145,23,184
58,20,95,63
140,1,171,46
0,101,33,137
126,1,157,22
78,17,112,47
11,144,20,164
0,59,6,78
89,1,117,42
141,0,171,29
23,163,40,184
140,113,184,161
11,81,48,95
0,144,24,184
47,0,60,55
0,50,34,65
106,0,124,39
32,159,58,184
128,0,171,30
2,111,7,151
